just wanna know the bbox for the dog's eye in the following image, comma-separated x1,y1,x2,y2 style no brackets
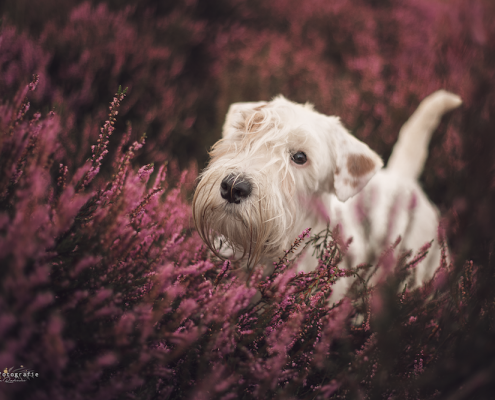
291,151,307,165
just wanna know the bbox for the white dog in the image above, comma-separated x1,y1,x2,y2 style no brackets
193,90,462,300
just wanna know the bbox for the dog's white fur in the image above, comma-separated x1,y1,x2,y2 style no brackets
193,90,462,300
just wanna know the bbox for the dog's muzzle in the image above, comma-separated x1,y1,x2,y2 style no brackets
220,173,252,204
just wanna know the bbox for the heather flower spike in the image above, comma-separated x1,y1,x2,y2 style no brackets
4,74,39,138
76,87,129,192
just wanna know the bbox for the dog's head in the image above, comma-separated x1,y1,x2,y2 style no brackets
193,96,382,266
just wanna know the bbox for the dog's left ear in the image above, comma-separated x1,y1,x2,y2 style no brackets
222,101,268,138
329,117,383,202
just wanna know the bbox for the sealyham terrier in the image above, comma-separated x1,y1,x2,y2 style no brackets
193,90,462,300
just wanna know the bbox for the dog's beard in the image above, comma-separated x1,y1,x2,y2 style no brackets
193,176,295,269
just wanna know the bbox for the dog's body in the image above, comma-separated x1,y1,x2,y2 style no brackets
193,90,462,300
297,168,444,301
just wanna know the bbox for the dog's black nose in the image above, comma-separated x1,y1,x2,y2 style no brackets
220,174,252,204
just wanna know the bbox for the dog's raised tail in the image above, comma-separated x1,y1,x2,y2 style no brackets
386,90,462,180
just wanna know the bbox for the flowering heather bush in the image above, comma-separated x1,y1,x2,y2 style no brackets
0,80,194,398
1,0,495,399
0,79,494,399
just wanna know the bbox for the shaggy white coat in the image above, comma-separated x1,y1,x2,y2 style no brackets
193,90,462,301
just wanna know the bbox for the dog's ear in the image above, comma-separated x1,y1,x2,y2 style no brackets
222,101,268,138
329,117,383,202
